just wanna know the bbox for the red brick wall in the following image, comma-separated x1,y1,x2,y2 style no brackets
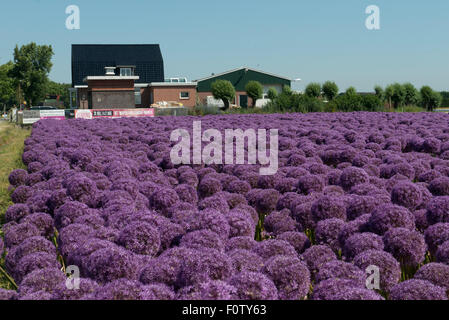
151,86,197,108
87,79,134,91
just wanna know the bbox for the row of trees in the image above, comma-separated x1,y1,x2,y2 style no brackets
302,81,442,111
0,42,71,111
211,79,267,110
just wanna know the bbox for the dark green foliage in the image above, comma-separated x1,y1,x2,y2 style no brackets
322,81,339,101
305,83,321,98
403,83,419,106
0,62,17,111
374,86,384,102
245,81,263,107
420,86,442,111
267,88,278,100
9,43,54,106
211,80,236,110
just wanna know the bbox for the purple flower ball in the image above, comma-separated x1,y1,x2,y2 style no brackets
424,223,449,255
254,239,297,260
353,249,401,293
343,232,384,261
117,221,160,256
301,245,337,275
229,271,278,300
297,175,324,194
5,204,30,223
390,279,447,300
311,196,347,222
311,278,364,300
226,210,255,238
277,232,311,254
198,177,222,198
228,249,264,273
426,196,449,225
391,181,423,210
435,240,449,264
178,248,232,287
339,167,370,191
11,185,32,204
262,255,310,300
18,267,66,296
315,260,366,286
315,218,346,252
8,169,28,187
149,187,180,216
3,222,40,248
264,211,297,236
52,278,100,300
85,246,140,283
368,204,415,235
180,230,225,252
178,280,237,300
414,263,449,292
383,228,427,267
225,236,258,252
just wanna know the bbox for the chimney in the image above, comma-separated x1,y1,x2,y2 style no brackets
105,67,116,75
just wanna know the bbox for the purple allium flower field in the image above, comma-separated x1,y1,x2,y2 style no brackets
2,112,449,300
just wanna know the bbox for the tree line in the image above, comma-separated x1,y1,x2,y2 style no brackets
0,42,71,112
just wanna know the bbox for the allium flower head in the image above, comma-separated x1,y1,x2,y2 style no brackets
118,221,160,256
343,232,384,261
368,204,415,235
311,196,347,222
353,249,401,293
315,260,365,286
301,245,337,275
277,231,311,254
390,279,447,300
383,228,427,267
262,255,310,300
229,271,278,300
414,263,449,292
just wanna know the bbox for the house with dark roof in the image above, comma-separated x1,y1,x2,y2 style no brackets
70,44,197,109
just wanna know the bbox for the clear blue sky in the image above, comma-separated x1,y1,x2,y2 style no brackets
0,0,448,92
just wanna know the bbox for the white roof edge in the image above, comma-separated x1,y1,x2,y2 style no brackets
74,85,88,88
149,82,197,87
84,76,140,81
194,67,292,82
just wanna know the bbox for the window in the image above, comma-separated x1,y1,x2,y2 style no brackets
180,92,190,99
135,88,141,105
120,68,133,76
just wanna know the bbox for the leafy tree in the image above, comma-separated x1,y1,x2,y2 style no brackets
345,87,357,96
385,85,395,109
0,61,17,111
305,83,321,98
245,81,263,108
403,83,419,106
267,88,278,100
282,85,293,96
420,86,442,111
211,80,235,110
322,81,339,101
391,83,406,108
374,85,384,102
46,81,71,108
362,95,382,111
9,42,54,106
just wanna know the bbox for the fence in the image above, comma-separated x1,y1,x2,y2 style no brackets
8,107,191,125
